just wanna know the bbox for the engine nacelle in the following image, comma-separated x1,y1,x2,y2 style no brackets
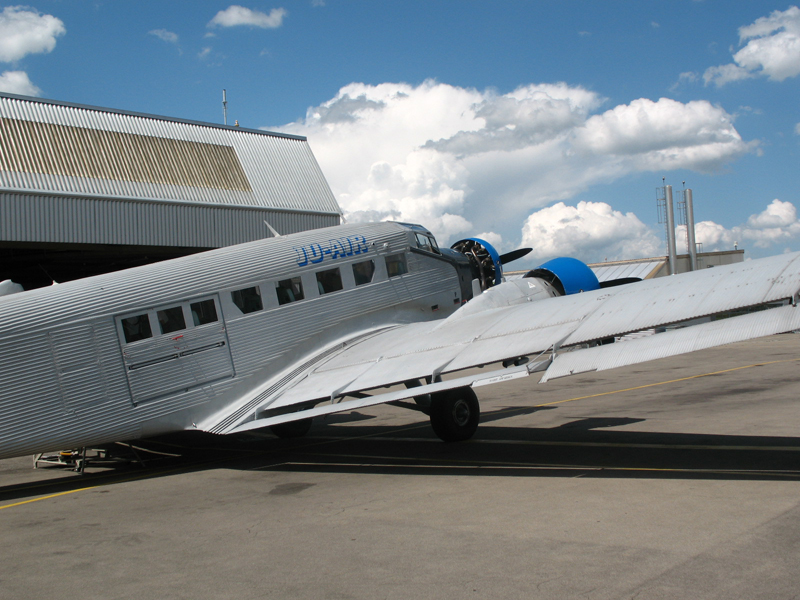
447,256,600,320
525,257,600,296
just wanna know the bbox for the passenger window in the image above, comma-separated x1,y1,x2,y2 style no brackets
316,268,343,294
386,254,408,278
277,277,304,305
157,306,186,334
232,286,263,314
121,314,152,343
190,299,218,326
352,260,375,286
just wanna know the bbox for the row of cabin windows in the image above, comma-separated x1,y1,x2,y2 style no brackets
119,254,408,344
121,298,218,344
235,256,400,314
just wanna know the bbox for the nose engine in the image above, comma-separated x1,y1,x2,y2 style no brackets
450,238,504,292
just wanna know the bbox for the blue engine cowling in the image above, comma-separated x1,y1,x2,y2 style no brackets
450,237,600,298
525,257,600,296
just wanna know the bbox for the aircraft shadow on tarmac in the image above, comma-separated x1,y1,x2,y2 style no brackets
3,404,800,504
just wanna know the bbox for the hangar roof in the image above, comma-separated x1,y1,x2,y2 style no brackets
0,92,340,216
589,259,666,282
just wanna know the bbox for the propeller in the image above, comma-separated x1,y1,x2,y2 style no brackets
450,239,498,291
499,248,532,265
451,240,532,292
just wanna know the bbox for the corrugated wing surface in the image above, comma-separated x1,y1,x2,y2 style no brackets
541,304,800,382
232,251,800,425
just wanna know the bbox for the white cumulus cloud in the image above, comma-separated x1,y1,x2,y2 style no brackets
572,97,751,172
520,201,662,263
0,6,65,62
274,81,751,249
676,199,800,251
0,70,41,95
149,29,179,45
705,6,800,86
208,6,287,29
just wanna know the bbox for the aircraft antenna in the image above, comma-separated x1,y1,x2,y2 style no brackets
263,220,281,237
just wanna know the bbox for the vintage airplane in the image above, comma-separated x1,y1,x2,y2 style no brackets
2,220,800,460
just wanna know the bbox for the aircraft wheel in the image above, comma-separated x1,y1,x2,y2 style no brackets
270,418,313,439
429,387,480,442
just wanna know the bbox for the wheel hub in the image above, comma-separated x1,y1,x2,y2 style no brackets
452,399,471,427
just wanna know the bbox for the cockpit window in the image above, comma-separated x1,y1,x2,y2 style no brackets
277,277,304,305
414,233,440,254
386,253,408,277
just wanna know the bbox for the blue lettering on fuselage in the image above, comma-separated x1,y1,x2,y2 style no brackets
293,235,369,267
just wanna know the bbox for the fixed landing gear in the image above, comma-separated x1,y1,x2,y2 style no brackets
270,417,313,439
429,387,480,442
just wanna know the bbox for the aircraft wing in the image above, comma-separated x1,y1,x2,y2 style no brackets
207,251,800,435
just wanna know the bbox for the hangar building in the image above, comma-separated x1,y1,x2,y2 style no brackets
0,92,342,290
589,249,745,282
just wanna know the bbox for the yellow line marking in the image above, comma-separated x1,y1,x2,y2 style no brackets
0,458,254,511
0,425,435,510
0,486,96,510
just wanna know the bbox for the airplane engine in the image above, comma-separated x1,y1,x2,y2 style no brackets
524,257,601,296
450,237,503,292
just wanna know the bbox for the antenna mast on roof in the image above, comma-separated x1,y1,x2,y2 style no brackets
656,178,677,275
677,181,698,271
222,89,228,126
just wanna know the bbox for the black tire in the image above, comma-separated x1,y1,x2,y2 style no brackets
429,387,480,442
270,417,313,439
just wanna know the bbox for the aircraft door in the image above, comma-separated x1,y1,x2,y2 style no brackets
117,295,234,406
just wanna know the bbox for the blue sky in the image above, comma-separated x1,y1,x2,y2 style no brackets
1,2,799,264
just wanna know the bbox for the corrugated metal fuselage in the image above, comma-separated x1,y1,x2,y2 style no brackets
0,222,464,459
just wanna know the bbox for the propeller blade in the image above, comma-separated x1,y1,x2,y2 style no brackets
599,277,641,289
499,248,532,265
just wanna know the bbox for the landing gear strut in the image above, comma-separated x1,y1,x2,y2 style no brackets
429,387,480,442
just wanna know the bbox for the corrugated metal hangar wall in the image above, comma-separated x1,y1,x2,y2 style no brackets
0,92,342,289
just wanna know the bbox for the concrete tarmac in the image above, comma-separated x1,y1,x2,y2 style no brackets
2,334,800,600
